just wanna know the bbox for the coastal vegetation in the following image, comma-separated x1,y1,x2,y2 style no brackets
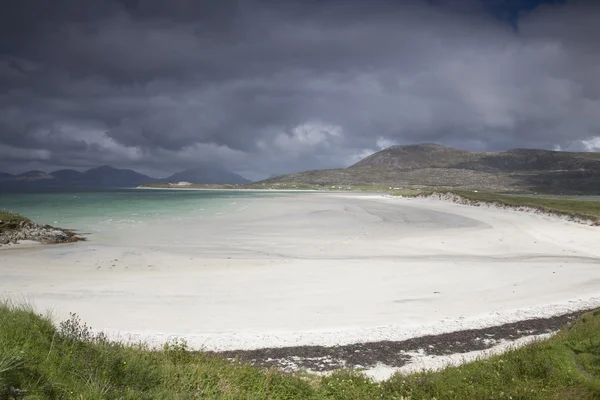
0,211,83,246
1,302,599,399
0,211,29,235
411,190,600,225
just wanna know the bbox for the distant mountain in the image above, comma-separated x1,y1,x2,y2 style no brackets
0,171,57,188
165,166,251,185
0,173,51,190
350,143,600,172
351,143,472,169
260,144,600,194
0,165,156,189
0,172,14,183
0,164,251,189
80,166,157,186
14,171,57,182
50,169,84,183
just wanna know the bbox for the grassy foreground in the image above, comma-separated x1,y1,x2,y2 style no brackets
1,303,599,399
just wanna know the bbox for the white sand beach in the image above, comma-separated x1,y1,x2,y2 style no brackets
1,193,599,354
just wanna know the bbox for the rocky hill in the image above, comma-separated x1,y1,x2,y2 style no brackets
351,144,600,171
261,144,600,194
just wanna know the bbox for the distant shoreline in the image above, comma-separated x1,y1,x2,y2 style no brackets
135,185,324,192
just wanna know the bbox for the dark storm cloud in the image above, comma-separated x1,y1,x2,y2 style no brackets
0,0,599,179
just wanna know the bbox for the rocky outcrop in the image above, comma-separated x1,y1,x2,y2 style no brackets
0,220,84,246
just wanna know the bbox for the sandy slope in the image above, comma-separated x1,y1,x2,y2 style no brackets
1,193,599,352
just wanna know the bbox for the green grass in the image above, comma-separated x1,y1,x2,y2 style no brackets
0,211,30,235
0,211,29,223
403,190,600,224
1,302,600,399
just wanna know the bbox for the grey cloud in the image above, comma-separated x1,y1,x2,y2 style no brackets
0,0,599,179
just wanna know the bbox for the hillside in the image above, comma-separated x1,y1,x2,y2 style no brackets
261,144,600,194
351,143,600,171
50,169,86,183
78,166,156,186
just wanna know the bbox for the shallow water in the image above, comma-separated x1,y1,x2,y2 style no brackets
0,188,283,232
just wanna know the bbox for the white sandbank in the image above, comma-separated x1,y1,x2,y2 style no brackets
1,193,599,355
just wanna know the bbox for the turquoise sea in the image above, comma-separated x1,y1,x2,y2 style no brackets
0,189,282,233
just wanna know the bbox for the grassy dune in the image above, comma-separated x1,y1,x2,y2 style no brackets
456,191,600,221
1,303,599,399
403,190,600,224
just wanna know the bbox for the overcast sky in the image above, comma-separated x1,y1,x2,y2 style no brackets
1,0,599,180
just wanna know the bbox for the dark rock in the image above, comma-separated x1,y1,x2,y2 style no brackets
0,221,84,246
